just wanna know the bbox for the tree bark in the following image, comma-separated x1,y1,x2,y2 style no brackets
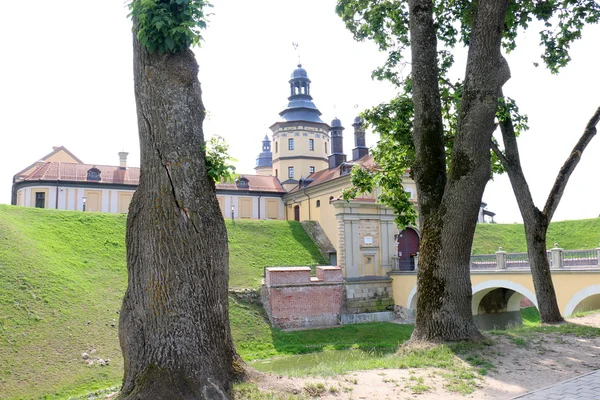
118,37,243,399
411,0,510,341
493,105,600,323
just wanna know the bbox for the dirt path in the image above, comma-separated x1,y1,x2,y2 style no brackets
250,313,600,399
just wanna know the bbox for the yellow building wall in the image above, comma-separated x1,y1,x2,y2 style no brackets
239,197,252,219
118,192,133,214
84,190,102,212
272,124,330,180
44,150,80,163
266,198,279,219
217,196,225,216
390,270,600,317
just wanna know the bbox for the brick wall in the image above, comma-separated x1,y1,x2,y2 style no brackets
263,266,343,329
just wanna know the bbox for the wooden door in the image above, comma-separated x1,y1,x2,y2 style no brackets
397,228,419,270
294,205,300,221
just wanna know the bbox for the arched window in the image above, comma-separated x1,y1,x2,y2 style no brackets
316,200,321,208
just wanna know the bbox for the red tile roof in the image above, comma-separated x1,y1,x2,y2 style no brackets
289,154,375,193
17,162,284,193
17,162,139,185
216,175,285,193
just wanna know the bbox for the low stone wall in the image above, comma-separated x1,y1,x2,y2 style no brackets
262,266,344,329
344,278,394,314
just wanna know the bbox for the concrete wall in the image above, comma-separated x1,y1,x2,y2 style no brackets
263,266,343,329
344,278,394,314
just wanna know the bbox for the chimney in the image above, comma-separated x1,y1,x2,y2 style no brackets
352,116,369,160
328,118,347,169
118,151,129,170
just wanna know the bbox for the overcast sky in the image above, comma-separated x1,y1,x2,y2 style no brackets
1,1,598,224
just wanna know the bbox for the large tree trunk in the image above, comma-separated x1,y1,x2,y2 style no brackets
411,0,510,341
118,38,242,399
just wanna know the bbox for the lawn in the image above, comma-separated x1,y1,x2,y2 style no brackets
2,204,600,398
472,218,600,254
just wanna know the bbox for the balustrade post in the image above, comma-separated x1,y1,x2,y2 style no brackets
414,252,419,272
496,247,507,269
551,243,564,268
596,244,600,266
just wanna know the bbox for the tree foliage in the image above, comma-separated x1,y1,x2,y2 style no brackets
129,0,212,54
204,135,237,183
337,0,600,226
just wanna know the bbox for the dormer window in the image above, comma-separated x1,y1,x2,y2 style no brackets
340,163,354,176
235,176,249,189
86,167,101,181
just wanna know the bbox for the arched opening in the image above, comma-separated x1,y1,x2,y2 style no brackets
572,294,600,314
293,205,300,221
396,227,419,271
564,285,600,316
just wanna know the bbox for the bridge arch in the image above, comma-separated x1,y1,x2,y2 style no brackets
471,280,538,314
406,280,538,319
564,284,600,316
407,285,418,310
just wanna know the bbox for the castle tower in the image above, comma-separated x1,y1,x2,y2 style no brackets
328,118,346,169
270,64,330,190
254,134,273,176
352,116,369,161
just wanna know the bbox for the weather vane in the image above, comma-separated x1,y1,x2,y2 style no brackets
292,42,301,65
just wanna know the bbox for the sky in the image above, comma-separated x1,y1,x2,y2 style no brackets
1,1,599,224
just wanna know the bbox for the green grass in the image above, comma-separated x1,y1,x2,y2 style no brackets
0,205,325,399
226,219,327,290
472,218,600,254
490,307,600,340
2,204,600,399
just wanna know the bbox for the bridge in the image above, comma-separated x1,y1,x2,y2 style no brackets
389,246,600,329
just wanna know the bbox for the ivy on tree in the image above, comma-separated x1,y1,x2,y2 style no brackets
129,0,212,54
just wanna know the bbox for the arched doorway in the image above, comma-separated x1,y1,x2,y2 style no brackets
294,205,300,221
397,227,419,271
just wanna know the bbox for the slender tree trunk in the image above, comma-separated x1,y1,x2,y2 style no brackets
118,37,242,399
524,215,563,322
493,106,600,323
411,0,510,341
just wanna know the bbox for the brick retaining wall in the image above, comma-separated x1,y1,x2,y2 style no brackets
263,266,344,329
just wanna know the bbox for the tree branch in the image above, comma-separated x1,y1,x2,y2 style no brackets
543,106,600,220
490,139,508,166
496,103,538,221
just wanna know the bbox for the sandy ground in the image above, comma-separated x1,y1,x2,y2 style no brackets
250,313,600,399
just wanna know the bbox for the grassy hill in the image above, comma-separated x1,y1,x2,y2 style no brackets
472,218,600,254
0,205,327,399
1,204,598,398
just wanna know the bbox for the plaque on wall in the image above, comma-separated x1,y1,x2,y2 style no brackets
364,236,373,245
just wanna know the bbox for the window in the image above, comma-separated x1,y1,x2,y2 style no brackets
86,167,101,181
309,138,314,151
288,166,294,178
316,200,321,208
288,138,294,150
35,192,45,208
325,142,328,154
275,169,278,178
275,142,278,153
309,166,315,174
